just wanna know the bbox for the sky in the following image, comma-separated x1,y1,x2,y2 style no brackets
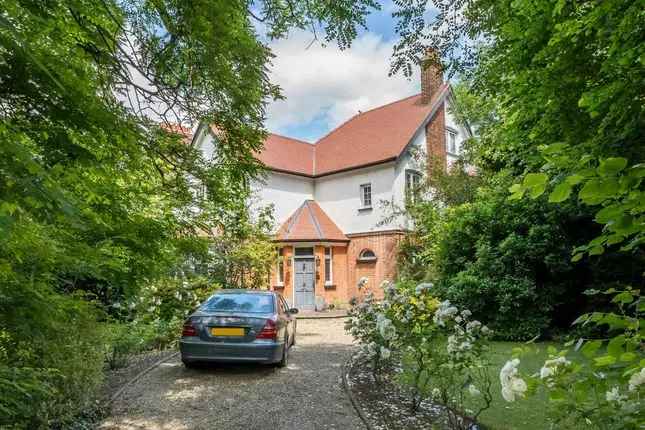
263,1,422,143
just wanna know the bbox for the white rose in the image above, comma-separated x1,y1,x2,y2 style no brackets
628,368,645,391
380,346,391,360
605,386,626,403
468,384,481,396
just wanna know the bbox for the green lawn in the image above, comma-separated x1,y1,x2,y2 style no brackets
476,342,563,430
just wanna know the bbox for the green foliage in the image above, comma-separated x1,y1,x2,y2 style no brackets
386,0,644,427
346,281,493,428
0,1,381,427
0,286,105,428
209,205,278,289
400,181,644,340
508,289,644,429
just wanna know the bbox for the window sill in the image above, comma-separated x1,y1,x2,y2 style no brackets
273,284,285,289
324,283,336,289
358,206,373,212
357,257,377,263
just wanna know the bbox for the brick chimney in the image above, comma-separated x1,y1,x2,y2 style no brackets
420,48,443,104
421,48,447,170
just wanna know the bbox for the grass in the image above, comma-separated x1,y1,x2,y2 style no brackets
475,341,557,430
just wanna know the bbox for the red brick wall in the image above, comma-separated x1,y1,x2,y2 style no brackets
346,231,405,301
426,104,447,172
272,245,293,305
272,233,404,308
421,49,443,104
323,245,349,306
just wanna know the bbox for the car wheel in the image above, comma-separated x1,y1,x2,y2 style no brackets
276,342,289,368
182,359,197,369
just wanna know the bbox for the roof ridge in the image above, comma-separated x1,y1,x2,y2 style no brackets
305,201,324,240
268,132,313,146
314,93,423,145
283,203,305,240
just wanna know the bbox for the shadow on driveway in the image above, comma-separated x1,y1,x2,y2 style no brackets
101,319,364,430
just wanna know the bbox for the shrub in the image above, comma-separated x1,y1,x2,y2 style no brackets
501,288,643,429
346,281,493,429
402,185,645,340
0,286,105,429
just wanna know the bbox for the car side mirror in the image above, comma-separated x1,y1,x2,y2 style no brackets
289,308,299,314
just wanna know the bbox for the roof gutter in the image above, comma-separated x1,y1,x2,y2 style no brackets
270,157,398,179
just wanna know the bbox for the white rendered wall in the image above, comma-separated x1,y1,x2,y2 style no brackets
444,98,470,168
193,94,472,235
314,163,400,234
251,171,314,230
196,129,216,161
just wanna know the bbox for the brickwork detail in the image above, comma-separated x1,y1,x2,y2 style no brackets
421,49,443,104
426,105,447,172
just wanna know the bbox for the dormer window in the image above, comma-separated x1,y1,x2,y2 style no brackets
357,249,377,262
446,129,458,155
360,183,372,209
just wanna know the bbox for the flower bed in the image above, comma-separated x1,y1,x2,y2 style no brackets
345,356,454,430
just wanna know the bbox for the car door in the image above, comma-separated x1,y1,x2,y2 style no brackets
279,296,294,342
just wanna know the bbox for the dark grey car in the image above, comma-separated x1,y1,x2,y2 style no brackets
180,290,297,368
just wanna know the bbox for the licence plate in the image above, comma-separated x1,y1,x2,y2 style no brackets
210,327,245,337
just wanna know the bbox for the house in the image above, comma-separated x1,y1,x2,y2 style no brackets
192,54,471,311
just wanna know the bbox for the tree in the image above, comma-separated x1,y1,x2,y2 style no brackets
386,1,644,426
0,1,381,427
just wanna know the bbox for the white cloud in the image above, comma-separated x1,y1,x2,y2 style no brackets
265,31,420,141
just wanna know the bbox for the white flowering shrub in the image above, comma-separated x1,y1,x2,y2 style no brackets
347,280,494,429
399,297,493,429
345,281,395,376
105,276,220,364
502,288,643,429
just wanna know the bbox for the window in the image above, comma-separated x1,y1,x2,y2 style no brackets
446,129,458,154
357,249,377,262
200,293,275,313
294,247,314,257
360,183,372,208
324,247,333,284
276,248,284,285
405,170,422,203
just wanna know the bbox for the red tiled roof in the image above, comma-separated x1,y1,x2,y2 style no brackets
255,134,315,176
276,200,348,242
161,123,192,136
256,85,450,177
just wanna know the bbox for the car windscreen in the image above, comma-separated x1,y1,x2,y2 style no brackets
200,294,275,314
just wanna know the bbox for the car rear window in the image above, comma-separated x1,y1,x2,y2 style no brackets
200,294,275,313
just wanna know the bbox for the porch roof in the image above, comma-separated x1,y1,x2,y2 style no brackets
275,200,349,243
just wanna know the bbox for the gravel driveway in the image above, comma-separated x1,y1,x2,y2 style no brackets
100,318,364,430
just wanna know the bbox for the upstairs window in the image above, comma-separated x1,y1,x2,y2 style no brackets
360,183,372,208
446,129,458,155
324,247,333,284
405,170,422,203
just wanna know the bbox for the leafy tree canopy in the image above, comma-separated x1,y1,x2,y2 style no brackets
0,1,381,427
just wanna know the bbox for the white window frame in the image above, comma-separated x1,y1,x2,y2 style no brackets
360,183,372,209
357,248,377,262
405,170,422,203
446,128,458,155
324,247,333,285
